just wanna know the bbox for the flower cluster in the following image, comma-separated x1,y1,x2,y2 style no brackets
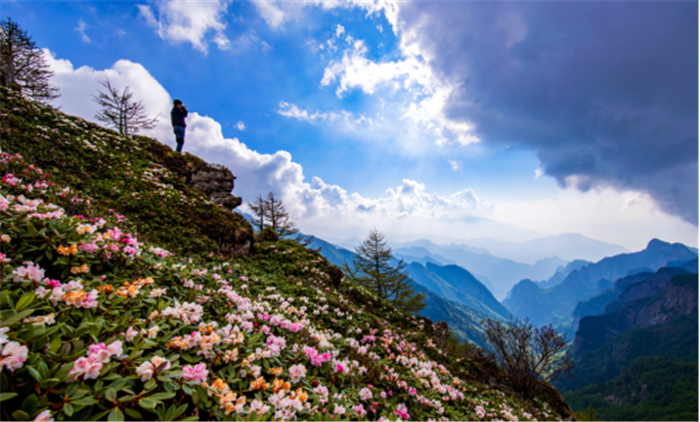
69,340,123,380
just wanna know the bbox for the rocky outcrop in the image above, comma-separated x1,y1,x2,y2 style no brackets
433,321,449,350
150,141,243,210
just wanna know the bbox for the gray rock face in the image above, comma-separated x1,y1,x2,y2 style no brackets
190,166,241,210
433,321,449,350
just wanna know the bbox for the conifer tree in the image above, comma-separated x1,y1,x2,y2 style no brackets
93,78,158,136
0,17,60,102
343,229,425,314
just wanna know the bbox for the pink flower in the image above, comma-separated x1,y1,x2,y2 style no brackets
0,341,28,371
359,388,372,401
125,327,139,343
34,410,54,422
182,362,208,384
288,364,307,383
408,388,417,396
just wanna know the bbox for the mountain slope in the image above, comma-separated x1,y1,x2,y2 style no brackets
406,262,511,320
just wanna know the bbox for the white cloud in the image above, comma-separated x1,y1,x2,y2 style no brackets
75,19,91,43
236,121,246,131
534,168,544,179
277,101,373,131
335,24,345,37
448,159,461,171
318,25,479,146
137,0,232,53
253,2,287,29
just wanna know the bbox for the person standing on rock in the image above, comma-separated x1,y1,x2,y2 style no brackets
171,99,188,153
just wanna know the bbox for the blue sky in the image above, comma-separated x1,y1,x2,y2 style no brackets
5,1,698,251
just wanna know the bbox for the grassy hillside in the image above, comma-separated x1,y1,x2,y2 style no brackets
0,86,570,421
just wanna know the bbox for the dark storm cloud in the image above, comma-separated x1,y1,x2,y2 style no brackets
398,1,698,224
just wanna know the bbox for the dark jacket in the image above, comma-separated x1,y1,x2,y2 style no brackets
171,106,188,127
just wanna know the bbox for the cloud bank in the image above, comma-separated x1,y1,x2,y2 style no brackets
390,1,698,225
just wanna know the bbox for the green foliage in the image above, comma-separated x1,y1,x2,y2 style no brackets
342,229,425,314
563,357,698,421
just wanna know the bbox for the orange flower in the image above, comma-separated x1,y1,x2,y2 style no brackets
63,290,86,306
98,285,113,293
57,244,78,256
270,367,283,376
291,387,307,402
272,378,291,393
249,377,268,391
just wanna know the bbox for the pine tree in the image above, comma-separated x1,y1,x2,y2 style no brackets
343,229,425,314
92,78,158,136
0,17,60,102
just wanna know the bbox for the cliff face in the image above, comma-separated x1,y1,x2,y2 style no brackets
574,273,698,354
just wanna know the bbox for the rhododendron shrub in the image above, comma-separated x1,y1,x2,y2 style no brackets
0,87,566,421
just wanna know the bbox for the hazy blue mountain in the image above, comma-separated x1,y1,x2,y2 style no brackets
536,259,591,290
393,247,458,266
502,239,697,331
405,262,511,320
392,239,567,300
410,281,502,348
462,233,628,264
299,236,355,268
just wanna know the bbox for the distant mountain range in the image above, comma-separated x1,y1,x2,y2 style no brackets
461,233,628,264
300,234,509,346
388,239,566,300
502,239,698,336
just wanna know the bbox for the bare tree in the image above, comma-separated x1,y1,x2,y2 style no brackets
248,194,267,232
265,192,298,238
92,78,158,136
0,17,59,102
247,192,299,238
342,228,425,314
482,317,574,398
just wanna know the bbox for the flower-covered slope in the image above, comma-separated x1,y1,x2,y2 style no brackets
0,86,252,259
0,88,569,421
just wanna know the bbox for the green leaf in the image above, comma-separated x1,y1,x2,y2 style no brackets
0,392,18,402
124,408,142,419
49,335,62,353
108,408,124,422
105,388,117,402
63,402,74,417
15,292,35,311
102,373,123,381
171,404,188,420
146,391,175,401
143,378,157,390
72,396,99,406
27,366,43,383
11,410,30,421
20,394,37,414
138,398,158,410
